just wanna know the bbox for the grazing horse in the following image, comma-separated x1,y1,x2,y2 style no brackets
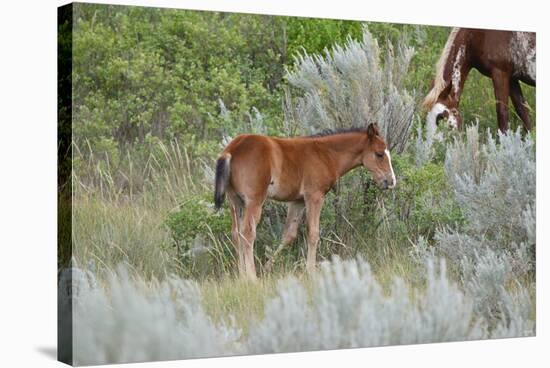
423,28,536,132
214,123,396,280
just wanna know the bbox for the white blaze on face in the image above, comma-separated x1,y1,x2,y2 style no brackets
385,149,396,188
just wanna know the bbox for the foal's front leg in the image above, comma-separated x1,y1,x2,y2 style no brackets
265,201,305,272
305,193,324,273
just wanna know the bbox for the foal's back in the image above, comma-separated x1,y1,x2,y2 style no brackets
223,135,337,202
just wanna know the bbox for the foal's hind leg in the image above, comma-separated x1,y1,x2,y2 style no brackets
240,198,265,280
265,201,305,272
510,79,532,131
227,191,244,275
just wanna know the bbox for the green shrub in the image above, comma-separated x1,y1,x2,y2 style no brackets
318,153,464,258
165,192,301,276
165,193,233,278
393,154,464,238
166,193,231,247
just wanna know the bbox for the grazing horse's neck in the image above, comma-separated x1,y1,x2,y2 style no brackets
424,29,471,109
314,132,367,177
446,50,470,105
423,29,473,129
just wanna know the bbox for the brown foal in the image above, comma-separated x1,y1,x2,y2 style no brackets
214,123,396,280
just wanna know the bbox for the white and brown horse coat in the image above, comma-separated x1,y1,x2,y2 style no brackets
423,28,535,132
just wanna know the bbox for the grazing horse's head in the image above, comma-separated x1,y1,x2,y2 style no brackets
426,98,462,130
424,78,462,130
362,123,396,189
423,28,470,131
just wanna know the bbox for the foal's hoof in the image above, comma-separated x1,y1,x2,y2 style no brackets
242,274,258,282
306,264,317,275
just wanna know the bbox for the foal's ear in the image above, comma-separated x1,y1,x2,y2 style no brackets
366,123,380,138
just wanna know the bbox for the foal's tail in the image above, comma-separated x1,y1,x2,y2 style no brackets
214,153,231,210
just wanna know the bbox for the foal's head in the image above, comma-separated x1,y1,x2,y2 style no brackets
362,123,396,189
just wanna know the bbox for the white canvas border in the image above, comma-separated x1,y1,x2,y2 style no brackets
0,0,546,367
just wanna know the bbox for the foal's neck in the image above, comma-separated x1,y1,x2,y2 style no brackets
317,132,366,177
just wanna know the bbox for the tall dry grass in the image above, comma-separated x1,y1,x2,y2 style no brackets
72,139,205,279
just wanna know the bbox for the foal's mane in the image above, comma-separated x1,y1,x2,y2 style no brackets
306,126,367,138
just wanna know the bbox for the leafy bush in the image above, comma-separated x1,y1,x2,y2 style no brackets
166,191,299,276
166,193,231,248
72,5,278,149
165,193,234,278
391,154,464,237
316,152,463,262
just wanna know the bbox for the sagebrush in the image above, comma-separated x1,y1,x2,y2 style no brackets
62,255,534,365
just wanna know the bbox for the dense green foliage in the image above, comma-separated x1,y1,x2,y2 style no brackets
72,5,367,152
71,4,535,159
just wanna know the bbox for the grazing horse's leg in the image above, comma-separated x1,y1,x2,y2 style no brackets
305,193,325,274
509,79,532,131
265,200,305,272
491,69,511,133
240,199,264,280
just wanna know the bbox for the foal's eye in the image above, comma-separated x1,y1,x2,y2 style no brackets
375,152,385,158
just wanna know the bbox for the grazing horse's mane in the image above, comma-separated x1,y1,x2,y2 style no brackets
422,28,460,110
306,126,368,138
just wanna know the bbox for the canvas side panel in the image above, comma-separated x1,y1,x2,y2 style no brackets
58,3,73,366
